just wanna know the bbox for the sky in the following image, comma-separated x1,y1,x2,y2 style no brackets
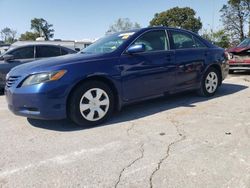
0,0,228,40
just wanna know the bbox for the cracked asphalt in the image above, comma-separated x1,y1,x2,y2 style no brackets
0,73,250,188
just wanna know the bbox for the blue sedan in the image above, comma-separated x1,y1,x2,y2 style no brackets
5,27,229,126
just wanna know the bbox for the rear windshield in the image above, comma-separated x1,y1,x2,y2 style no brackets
237,38,250,47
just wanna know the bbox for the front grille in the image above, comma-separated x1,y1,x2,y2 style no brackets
230,64,250,67
6,76,21,88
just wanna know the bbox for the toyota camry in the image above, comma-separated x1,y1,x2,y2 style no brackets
5,27,229,126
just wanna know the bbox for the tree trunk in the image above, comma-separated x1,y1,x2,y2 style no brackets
237,5,245,41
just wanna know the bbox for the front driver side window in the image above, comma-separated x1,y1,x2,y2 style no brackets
9,46,34,59
132,30,169,52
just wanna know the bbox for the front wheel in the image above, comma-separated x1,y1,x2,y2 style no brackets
68,81,114,127
198,67,220,97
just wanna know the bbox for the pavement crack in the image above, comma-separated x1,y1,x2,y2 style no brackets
149,118,186,188
114,143,144,188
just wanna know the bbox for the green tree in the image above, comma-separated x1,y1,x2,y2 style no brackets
243,0,250,37
220,0,250,42
0,27,17,44
106,18,141,34
19,31,40,41
30,18,54,40
150,7,202,33
202,29,230,48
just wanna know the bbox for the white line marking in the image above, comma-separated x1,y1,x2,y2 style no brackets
0,141,119,178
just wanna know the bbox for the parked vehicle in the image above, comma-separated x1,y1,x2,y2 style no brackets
0,44,10,55
227,38,250,73
0,44,76,90
5,27,229,126
12,39,93,52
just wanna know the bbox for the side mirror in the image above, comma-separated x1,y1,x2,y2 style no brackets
3,54,14,61
126,44,145,54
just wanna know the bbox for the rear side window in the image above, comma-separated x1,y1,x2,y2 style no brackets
132,30,169,52
9,46,34,59
193,37,207,48
36,46,61,58
61,48,69,55
170,31,196,49
61,47,74,55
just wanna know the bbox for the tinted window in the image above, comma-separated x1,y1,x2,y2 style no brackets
36,46,61,58
132,30,168,52
237,38,250,47
171,31,196,49
194,37,207,48
61,48,69,55
9,46,34,59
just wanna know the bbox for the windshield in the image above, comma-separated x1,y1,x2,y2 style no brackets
80,32,135,54
237,38,250,47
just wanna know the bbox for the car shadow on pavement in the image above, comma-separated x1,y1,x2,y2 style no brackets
27,83,248,131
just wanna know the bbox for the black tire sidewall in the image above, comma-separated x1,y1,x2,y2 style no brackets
68,81,114,127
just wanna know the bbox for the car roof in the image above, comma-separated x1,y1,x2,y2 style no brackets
13,44,62,48
8,44,76,52
118,26,201,37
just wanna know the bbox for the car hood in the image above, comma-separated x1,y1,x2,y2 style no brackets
9,53,109,75
227,47,250,53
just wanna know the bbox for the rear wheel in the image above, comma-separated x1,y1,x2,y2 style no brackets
68,81,114,127
198,67,220,97
0,88,4,95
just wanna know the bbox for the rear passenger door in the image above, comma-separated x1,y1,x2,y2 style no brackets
35,46,61,59
168,30,207,91
0,46,35,81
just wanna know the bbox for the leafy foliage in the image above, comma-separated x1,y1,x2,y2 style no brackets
202,29,230,48
220,0,250,42
19,18,55,41
19,31,40,41
0,27,17,44
106,18,141,34
30,18,54,40
149,7,202,33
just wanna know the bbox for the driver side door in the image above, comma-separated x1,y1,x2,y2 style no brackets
0,46,35,87
120,30,177,102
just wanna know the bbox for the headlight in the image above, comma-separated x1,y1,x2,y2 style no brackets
228,53,233,59
21,70,67,87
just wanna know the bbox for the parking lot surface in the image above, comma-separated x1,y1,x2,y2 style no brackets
0,73,250,188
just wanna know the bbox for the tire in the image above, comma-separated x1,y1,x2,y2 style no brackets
0,88,4,95
197,67,220,97
229,70,234,74
68,81,115,127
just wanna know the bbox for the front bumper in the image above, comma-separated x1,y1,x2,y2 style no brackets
5,81,68,120
229,60,250,70
221,61,229,81
229,64,250,70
